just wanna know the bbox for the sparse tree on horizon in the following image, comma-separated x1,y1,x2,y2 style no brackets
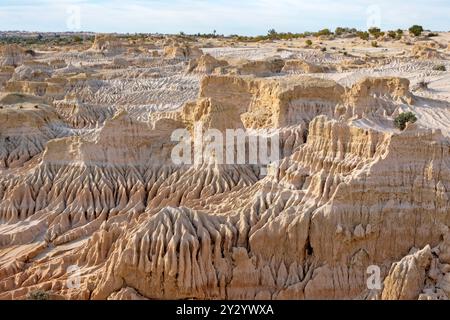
409,25,423,37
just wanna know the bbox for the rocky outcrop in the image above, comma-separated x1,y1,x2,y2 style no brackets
0,44,25,67
341,77,413,120
107,287,148,300
89,34,125,55
6,108,445,300
382,226,450,300
187,54,228,74
53,94,115,128
4,80,65,99
0,99,69,169
11,62,52,82
164,44,203,59
382,246,433,299
282,60,326,74
233,58,285,77
411,43,445,60
197,75,344,128
0,66,14,88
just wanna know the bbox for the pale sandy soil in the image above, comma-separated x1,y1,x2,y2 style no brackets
201,33,450,135
15,32,450,137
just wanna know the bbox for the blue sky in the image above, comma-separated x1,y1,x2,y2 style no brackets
0,0,449,35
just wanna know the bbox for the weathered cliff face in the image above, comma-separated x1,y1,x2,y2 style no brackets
164,45,203,60
381,224,450,300
279,118,450,298
282,60,327,74
1,40,450,301
341,77,413,119
411,43,445,60
197,75,344,129
381,245,433,300
0,101,68,169
233,58,285,77
53,94,116,128
11,62,52,82
0,45,25,67
0,66,14,89
187,54,228,74
8,106,445,301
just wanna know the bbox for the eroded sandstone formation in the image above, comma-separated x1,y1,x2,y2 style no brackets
89,34,125,56
0,45,26,67
187,54,228,74
164,44,203,59
1,35,450,301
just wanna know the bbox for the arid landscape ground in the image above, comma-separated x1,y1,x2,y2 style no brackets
0,28,450,300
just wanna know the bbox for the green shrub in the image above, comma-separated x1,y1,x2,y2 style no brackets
388,31,397,39
433,64,446,71
357,31,369,41
321,47,327,52
394,29,404,40
334,27,345,36
27,290,49,300
409,25,424,37
267,28,277,39
316,28,332,37
368,27,385,39
394,112,417,130
368,27,381,36
305,39,312,46
371,41,378,47
334,27,357,36
427,32,439,37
